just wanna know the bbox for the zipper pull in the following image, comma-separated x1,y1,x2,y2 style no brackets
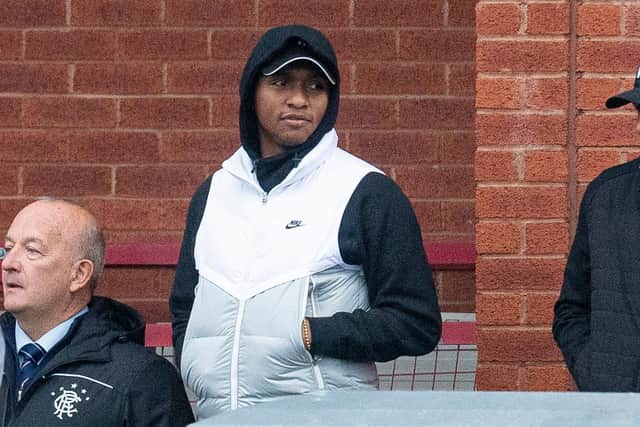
261,192,268,204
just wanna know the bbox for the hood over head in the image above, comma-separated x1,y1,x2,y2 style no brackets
606,65,640,109
238,25,340,192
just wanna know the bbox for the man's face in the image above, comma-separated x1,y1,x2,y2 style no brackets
2,202,79,321
255,62,330,158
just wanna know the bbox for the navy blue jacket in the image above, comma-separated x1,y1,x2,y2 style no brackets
554,158,640,391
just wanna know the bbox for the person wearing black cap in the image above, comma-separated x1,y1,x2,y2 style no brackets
553,66,640,392
170,25,442,418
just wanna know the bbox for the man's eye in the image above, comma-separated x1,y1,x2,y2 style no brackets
25,247,41,256
308,81,326,91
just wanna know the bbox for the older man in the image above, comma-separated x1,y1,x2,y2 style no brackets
0,199,194,426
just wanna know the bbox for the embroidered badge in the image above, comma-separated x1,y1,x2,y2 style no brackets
285,219,304,229
51,383,89,419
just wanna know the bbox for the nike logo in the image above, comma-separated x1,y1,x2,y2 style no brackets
285,220,304,229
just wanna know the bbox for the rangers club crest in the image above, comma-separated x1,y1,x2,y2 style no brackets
51,383,90,419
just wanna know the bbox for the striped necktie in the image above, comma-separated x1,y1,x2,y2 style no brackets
17,342,46,390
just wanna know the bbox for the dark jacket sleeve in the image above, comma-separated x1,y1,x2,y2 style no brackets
170,177,211,367
307,172,442,362
125,358,195,426
553,189,592,387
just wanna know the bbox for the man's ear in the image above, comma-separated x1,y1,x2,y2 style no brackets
69,259,94,293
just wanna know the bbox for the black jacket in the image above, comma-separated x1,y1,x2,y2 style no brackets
0,297,194,426
554,158,640,391
170,24,441,367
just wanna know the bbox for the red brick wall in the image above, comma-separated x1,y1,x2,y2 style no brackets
476,0,640,391
0,1,476,319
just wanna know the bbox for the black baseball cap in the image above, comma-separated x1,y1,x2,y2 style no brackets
261,39,336,85
605,66,640,109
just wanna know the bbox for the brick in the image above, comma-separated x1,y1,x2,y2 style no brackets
396,166,474,199
338,98,396,130
74,62,163,94
72,0,161,26
354,63,445,95
0,199,32,228
0,31,22,60
160,130,237,163
576,149,621,182
525,222,569,256
476,113,567,146
525,78,568,110
85,199,155,231
115,165,207,198
120,98,209,129
167,62,242,95
526,292,559,325
447,0,476,27
0,64,68,93
353,0,442,27
476,186,567,219
477,40,568,73
448,63,475,97
478,328,563,362
578,41,640,73
527,2,569,35
211,30,261,60
0,165,19,195
578,3,620,36
400,99,474,130
211,95,239,128
525,365,573,391
412,201,442,234
476,77,520,110
475,150,518,182
0,98,22,127
348,131,439,166
26,30,117,60
476,292,522,325
439,270,475,304
576,115,637,146
23,166,112,196
525,151,567,182
327,30,396,61
476,257,565,291
442,200,474,234
67,131,160,163
120,30,208,60
23,97,116,128
166,0,255,25
98,267,174,298
440,132,474,164
476,222,520,255
625,5,640,37
576,77,623,111
476,3,520,35
259,1,348,27
0,0,65,26
400,30,474,62
0,130,68,162
476,363,520,391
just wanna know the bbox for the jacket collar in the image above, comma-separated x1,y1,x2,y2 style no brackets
223,128,338,194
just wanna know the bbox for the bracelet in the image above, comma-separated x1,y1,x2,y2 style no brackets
302,318,312,352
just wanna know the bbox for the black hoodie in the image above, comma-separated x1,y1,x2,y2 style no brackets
171,25,441,368
1,297,194,426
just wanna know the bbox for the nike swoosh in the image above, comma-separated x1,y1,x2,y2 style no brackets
285,223,304,229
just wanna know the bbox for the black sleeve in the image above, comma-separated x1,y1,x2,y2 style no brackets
553,189,592,386
307,172,442,362
125,358,195,426
170,177,211,367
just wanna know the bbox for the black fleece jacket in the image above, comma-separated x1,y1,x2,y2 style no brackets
170,24,441,366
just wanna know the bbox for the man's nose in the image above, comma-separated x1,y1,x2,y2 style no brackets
286,85,309,107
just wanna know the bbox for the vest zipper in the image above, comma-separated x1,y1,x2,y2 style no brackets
230,299,245,410
307,278,325,390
